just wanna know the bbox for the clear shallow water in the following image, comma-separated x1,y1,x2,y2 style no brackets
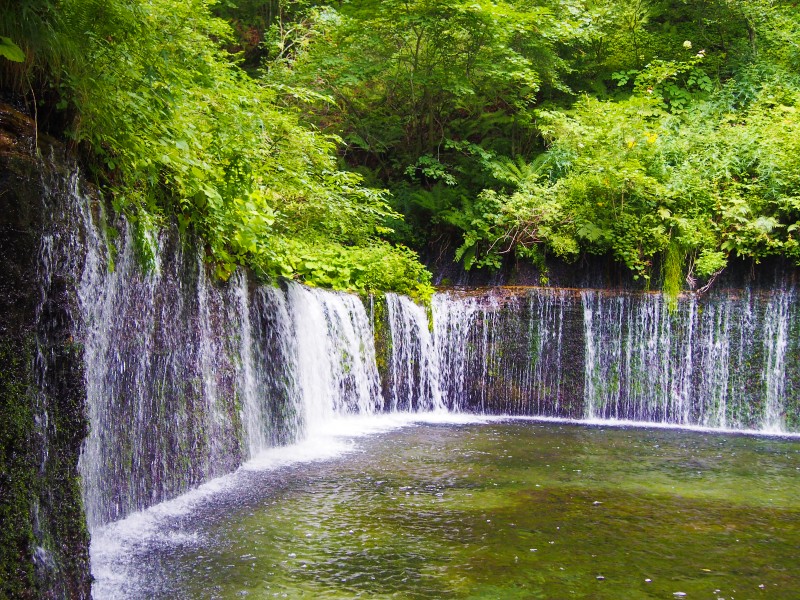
93,418,800,599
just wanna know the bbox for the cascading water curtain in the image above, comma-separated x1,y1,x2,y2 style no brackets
434,287,799,432
432,289,582,416
236,282,304,456
77,211,246,529
286,283,382,435
385,293,444,412
432,292,481,411
78,228,391,529
581,288,799,431
76,221,800,534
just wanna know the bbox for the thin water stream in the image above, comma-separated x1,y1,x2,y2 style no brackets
92,418,800,599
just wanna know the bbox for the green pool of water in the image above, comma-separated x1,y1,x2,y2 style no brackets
121,421,800,599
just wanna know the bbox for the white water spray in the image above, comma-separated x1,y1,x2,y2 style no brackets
385,293,444,411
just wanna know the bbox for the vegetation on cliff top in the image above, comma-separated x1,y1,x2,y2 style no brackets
0,0,432,298
257,0,800,291
2,0,800,294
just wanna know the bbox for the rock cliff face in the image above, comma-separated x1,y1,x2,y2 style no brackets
0,106,91,599
426,232,796,291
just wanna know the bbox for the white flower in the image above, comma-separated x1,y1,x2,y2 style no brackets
683,40,692,49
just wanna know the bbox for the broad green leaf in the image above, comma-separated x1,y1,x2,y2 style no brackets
0,37,25,62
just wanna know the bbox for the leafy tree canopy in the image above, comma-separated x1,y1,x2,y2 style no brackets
0,0,432,298
3,0,800,296
244,0,800,293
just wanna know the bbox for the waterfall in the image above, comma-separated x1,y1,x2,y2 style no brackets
287,283,382,435
75,186,388,528
432,289,576,415
430,286,799,432
236,283,301,457
431,292,481,411
580,289,798,430
56,167,798,536
581,291,685,423
762,290,793,431
232,271,263,457
526,289,569,415
385,293,443,412
77,216,245,529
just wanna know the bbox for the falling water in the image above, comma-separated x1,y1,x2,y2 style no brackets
20,127,796,600
237,283,301,457
432,289,577,416
231,271,262,457
431,287,800,432
431,292,481,411
77,216,245,529
385,293,443,412
50,168,798,537
580,289,798,430
762,289,793,431
74,191,386,530
525,289,569,415
581,291,685,423
287,283,382,436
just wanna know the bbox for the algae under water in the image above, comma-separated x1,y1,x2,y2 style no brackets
95,421,800,599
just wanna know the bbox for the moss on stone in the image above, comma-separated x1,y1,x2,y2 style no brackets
0,113,92,597
0,339,37,599
368,293,393,408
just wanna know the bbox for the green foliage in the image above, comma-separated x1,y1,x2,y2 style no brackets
1,0,431,297
662,240,684,312
5,0,800,295
0,37,25,62
694,249,727,279
451,68,800,287
399,0,800,292
249,0,800,293
265,0,563,170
